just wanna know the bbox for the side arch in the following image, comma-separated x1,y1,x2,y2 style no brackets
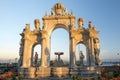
31,43,41,66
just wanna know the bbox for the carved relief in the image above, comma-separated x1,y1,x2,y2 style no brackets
51,3,68,16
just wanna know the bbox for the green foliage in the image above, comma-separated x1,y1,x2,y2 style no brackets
72,75,83,80
19,75,24,80
11,75,17,80
113,71,120,78
50,61,55,66
64,61,69,66
8,74,17,80
98,76,102,80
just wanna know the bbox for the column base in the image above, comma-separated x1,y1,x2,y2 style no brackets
18,67,35,78
36,66,51,78
53,67,69,77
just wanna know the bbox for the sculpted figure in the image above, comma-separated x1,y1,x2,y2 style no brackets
34,52,38,67
51,8,54,15
79,51,84,66
34,19,40,30
25,24,30,31
64,8,68,15
94,38,101,65
88,21,92,28
78,18,84,29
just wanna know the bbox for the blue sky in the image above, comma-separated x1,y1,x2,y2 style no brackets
0,0,120,61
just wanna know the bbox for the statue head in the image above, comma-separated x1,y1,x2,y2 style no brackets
34,19,40,30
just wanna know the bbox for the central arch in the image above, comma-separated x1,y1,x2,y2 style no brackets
50,26,69,66
47,24,70,38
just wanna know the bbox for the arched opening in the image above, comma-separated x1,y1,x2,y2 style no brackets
50,28,69,67
31,44,41,67
76,43,86,66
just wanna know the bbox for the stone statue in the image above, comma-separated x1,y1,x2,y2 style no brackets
34,52,38,67
34,19,40,30
79,51,84,66
78,18,84,29
64,8,68,15
94,38,101,65
88,21,92,28
25,24,30,31
51,8,54,15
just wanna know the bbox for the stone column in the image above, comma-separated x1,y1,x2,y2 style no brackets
41,37,46,67
89,37,95,66
87,39,91,66
31,47,34,66
86,45,90,66
70,37,76,68
22,39,32,67
46,37,50,66
41,35,50,67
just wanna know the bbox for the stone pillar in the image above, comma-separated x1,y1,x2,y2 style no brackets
31,47,34,66
46,37,50,66
90,37,95,66
41,38,46,67
70,37,76,68
86,46,89,66
22,39,32,67
87,39,91,66
41,34,50,67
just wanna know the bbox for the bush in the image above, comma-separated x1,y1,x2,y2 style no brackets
72,75,82,80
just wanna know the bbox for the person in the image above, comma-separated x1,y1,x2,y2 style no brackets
79,51,84,66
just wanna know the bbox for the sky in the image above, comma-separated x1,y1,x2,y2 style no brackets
0,0,120,61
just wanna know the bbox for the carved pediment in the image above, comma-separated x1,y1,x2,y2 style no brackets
51,3,68,15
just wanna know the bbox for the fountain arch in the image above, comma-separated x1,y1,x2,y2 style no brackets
18,2,101,79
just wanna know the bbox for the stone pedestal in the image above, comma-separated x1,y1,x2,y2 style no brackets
18,67,35,78
53,67,69,77
36,67,51,78
87,66,95,71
